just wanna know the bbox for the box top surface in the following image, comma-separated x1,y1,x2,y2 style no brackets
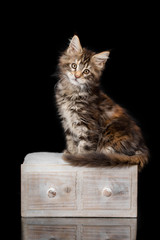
23,152,138,173
24,152,67,165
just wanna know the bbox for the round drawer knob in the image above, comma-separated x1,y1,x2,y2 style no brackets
47,187,56,198
102,187,112,197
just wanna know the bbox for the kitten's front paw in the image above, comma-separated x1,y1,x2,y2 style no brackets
63,149,70,155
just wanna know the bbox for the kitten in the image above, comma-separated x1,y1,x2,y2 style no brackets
55,35,149,170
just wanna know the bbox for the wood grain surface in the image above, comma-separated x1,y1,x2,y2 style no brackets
21,152,138,217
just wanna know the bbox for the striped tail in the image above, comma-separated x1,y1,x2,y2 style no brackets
62,152,148,170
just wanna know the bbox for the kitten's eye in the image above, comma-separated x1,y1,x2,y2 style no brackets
83,69,90,74
71,63,77,69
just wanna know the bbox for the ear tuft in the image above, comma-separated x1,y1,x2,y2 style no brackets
67,35,82,55
92,51,110,69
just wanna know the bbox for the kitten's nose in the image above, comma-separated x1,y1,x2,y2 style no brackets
75,71,82,78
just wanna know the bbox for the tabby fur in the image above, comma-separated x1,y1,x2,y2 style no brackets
55,35,149,170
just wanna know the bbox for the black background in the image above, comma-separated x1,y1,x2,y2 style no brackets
6,3,158,239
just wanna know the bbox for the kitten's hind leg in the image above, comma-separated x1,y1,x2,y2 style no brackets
77,140,96,154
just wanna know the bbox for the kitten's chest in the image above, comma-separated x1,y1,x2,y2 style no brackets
58,97,85,128
56,86,99,131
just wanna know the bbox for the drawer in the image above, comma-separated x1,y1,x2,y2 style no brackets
23,172,77,211
82,171,131,210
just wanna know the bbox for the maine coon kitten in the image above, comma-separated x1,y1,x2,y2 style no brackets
55,35,149,170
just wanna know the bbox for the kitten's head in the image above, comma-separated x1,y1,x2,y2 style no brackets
58,35,110,88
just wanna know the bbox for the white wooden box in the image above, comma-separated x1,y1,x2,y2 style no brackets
21,152,138,217
22,217,137,240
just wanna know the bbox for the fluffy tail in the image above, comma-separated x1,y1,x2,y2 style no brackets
62,152,148,170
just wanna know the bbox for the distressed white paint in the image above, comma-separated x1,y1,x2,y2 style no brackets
21,152,138,217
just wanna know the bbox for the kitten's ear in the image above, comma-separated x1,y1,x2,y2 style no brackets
67,35,83,55
92,51,110,69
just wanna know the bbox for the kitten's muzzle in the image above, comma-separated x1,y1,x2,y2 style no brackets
75,71,82,78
